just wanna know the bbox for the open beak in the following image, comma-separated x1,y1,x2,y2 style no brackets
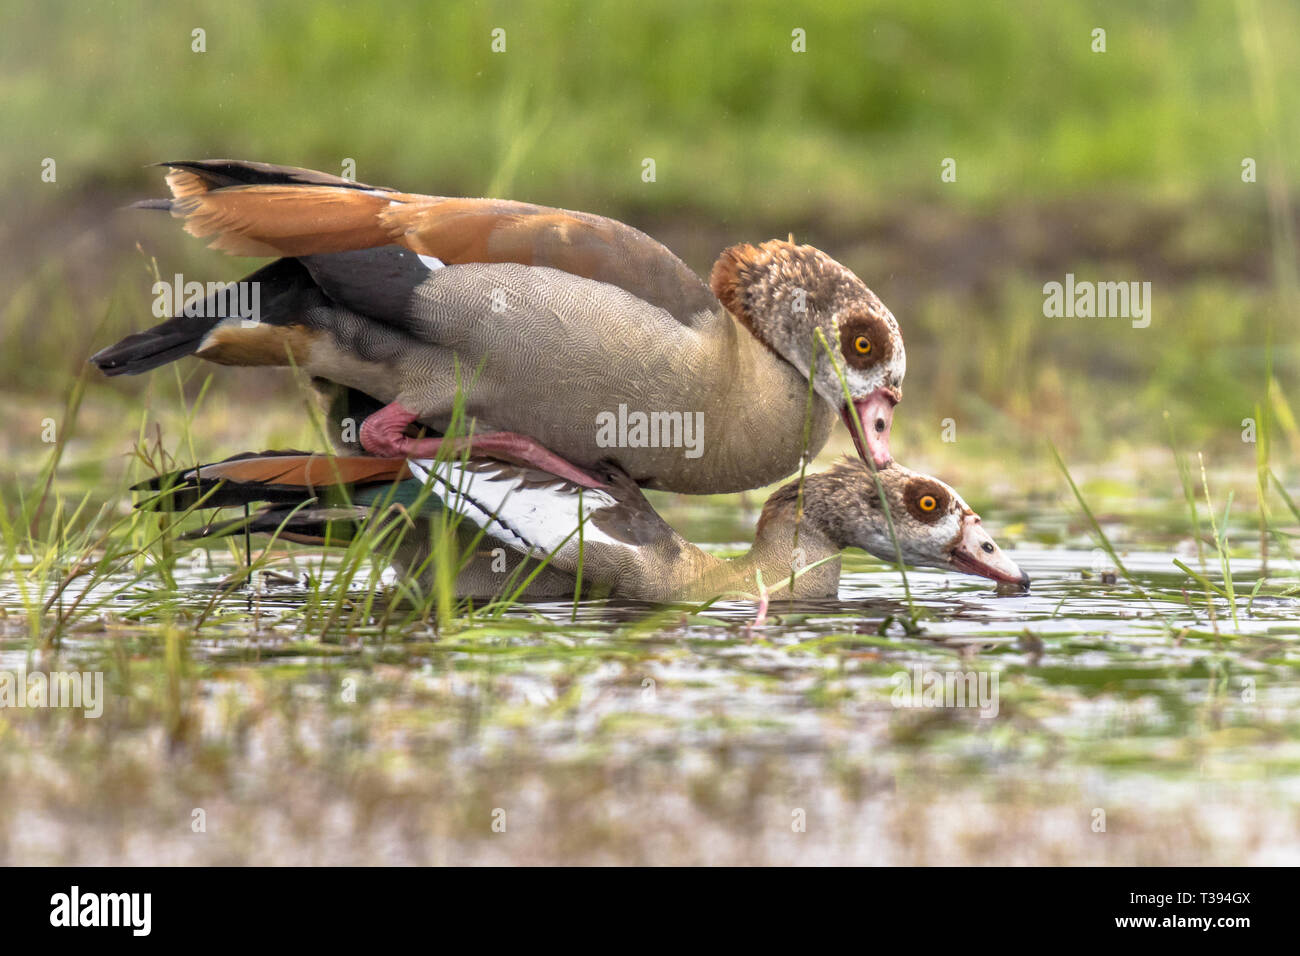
843,387,899,470
948,515,1030,588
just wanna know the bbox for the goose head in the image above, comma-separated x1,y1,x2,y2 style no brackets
710,239,904,468
767,459,1029,587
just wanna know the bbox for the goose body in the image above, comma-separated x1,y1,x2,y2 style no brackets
93,161,906,494
141,453,1028,602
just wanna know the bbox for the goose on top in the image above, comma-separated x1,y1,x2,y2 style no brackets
92,160,905,495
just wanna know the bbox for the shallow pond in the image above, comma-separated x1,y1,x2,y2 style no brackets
1,500,1298,865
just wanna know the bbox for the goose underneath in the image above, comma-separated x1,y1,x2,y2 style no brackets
92,160,906,493
137,452,1028,602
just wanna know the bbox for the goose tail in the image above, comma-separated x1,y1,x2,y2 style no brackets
135,451,424,547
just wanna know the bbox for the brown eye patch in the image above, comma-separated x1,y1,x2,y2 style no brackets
838,312,892,371
904,478,950,524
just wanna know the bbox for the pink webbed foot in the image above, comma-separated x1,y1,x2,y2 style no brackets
358,401,423,458
359,402,607,490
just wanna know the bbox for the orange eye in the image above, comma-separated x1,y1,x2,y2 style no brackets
918,494,937,512
853,335,872,355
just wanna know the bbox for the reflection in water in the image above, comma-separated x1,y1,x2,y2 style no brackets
1,541,1298,864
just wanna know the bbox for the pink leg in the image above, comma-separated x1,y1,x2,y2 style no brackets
744,577,769,641
359,402,606,489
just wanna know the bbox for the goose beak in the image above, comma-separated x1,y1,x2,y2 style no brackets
948,514,1030,588
844,387,899,469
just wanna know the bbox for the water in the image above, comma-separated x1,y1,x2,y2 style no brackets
1,522,1298,864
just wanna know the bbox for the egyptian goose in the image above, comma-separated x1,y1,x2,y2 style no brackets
92,160,906,494
138,453,1028,601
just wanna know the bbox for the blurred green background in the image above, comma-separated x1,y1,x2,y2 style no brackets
2,0,1297,499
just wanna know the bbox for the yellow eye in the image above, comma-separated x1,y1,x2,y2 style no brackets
918,494,937,512
853,335,872,355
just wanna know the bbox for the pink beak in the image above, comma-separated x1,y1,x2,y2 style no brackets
842,387,899,470
948,515,1030,588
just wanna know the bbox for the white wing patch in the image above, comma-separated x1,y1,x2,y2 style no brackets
416,254,446,272
407,458,622,558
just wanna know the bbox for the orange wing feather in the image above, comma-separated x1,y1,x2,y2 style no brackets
170,186,411,257
157,163,718,322
194,455,411,488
